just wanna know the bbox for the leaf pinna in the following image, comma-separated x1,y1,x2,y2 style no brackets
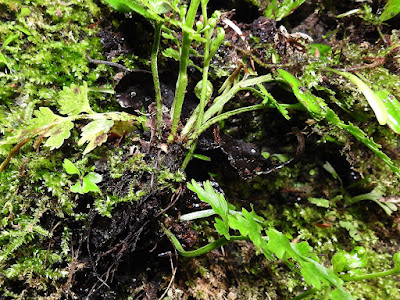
0,82,146,171
62,159,102,194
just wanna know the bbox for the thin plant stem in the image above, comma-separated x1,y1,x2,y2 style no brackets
322,286,331,300
151,22,163,130
340,268,400,282
187,103,266,145
181,0,212,167
195,0,211,131
168,0,201,142
181,105,200,138
193,50,210,128
202,74,273,122
377,26,387,44
181,140,197,170
291,288,318,300
163,225,247,257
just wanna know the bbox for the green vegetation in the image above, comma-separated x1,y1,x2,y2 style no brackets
165,180,400,299
63,158,103,194
1,0,400,298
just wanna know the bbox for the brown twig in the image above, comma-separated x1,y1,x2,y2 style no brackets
85,55,151,73
228,43,297,70
158,251,178,300
155,185,183,217
0,137,32,172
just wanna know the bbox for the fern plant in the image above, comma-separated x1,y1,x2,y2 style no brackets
62,158,102,194
164,180,400,299
102,0,291,168
2,0,400,177
95,0,400,176
277,69,400,178
1,0,400,298
0,82,145,171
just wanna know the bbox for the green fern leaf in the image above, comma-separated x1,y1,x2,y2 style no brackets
103,0,169,20
78,119,114,155
187,180,230,239
29,107,74,150
83,173,102,193
28,107,59,129
43,121,74,150
187,180,229,222
58,82,94,116
264,0,306,21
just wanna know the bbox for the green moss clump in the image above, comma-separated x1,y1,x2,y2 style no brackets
0,1,115,297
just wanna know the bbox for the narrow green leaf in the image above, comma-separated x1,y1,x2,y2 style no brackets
379,0,400,22
209,27,225,59
261,151,270,159
257,83,290,120
62,159,80,176
323,161,342,184
83,176,101,193
103,0,163,21
2,34,19,48
70,182,84,194
277,69,324,115
193,154,211,161
0,52,7,65
264,0,306,21
340,122,400,178
376,89,400,134
393,252,400,269
332,71,388,125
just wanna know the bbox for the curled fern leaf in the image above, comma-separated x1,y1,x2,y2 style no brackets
78,119,114,155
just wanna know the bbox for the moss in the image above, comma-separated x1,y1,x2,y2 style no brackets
0,1,115,297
